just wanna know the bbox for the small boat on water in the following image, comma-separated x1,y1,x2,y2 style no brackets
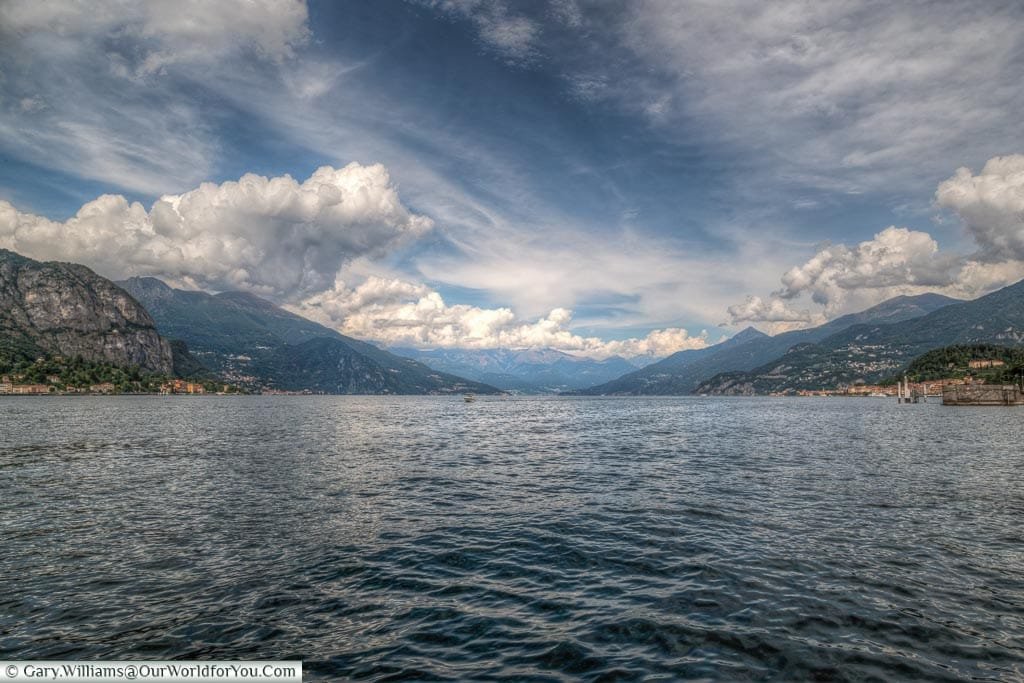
463,393,476,403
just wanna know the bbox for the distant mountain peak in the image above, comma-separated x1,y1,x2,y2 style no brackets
118,276,175,301
860,292,959,314
731,326,769,343
121,275,172,289
885,293,959,304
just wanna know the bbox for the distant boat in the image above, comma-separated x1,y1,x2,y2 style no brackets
463,393,476,403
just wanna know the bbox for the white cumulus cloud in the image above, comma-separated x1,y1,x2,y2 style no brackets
291,276,709,359
0,163,432,298
727,226,1020,327
727,296,819,326
729,155,1024,328
935,154,1024,261
774,227,961,312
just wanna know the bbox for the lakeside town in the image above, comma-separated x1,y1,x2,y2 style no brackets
791,360,1008,398
1,369,1013,401
3,348,1022,402
0,375,230,396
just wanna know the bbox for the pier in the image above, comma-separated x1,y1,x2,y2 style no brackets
896,375,923,404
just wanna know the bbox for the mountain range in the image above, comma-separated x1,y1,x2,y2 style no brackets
696,278,1024,395
696,282,1024,395
574,293,959,395
392,347,640,393
119,277,500,394
6,246,1024,397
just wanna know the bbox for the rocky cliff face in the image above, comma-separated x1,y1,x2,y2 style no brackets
0,249,173,373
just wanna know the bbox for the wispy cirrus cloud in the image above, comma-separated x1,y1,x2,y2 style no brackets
429,1,1024,199
0,0,308,65
610,1,1024,196
0,0,309,194
412,0,541,65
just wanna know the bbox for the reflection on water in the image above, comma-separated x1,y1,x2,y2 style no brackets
2,395,1024,680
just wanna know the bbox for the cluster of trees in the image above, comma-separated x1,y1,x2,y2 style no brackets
900,344,1024,383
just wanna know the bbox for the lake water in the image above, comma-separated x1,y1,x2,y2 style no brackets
2,395,1023,681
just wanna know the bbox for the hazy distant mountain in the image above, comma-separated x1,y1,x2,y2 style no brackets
697,284,1024,394
571,326,768,395
576,293,958,395
1,249,174,374
251,338,495,394
120,277,500,394
393,346,640,393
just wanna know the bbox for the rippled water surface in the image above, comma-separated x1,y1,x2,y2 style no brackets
2,395,1024,680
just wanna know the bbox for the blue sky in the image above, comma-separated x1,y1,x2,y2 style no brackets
2,1,1024,357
